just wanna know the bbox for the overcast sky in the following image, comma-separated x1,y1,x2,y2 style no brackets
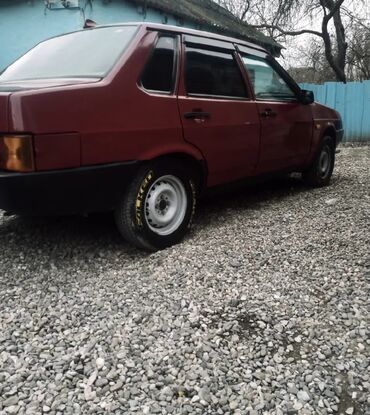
276,0,370,69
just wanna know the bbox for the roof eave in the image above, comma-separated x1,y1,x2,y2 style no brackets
128,0,281,55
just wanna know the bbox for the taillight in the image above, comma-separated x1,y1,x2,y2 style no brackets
0,135,35,172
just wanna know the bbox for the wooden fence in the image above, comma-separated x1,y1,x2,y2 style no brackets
300,81,370,142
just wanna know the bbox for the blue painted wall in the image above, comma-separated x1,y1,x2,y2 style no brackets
300,81,370,142
0,0,199,71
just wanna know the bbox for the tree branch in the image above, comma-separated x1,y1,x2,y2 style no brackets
323,0,346,23
240,0,250,21
341,6,370,31
250,24,323,38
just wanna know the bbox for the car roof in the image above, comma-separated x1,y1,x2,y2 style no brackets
93,22,269,55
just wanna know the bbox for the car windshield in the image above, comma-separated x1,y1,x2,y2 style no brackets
0,26,138,82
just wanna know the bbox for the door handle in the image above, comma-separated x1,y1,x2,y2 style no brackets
261,108,277,118
184,111,210,121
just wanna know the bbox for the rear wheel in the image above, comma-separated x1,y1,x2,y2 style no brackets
115,161,197,251
303,136,335,187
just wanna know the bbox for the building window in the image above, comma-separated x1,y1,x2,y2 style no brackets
46,0,80,9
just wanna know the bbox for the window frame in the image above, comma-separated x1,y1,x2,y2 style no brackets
183,39,250,101
139,32,180,96
237,47,303,103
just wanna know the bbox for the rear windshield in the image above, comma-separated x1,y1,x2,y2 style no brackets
0,26,138,82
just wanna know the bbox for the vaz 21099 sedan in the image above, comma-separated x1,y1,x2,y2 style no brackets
0,23,343,251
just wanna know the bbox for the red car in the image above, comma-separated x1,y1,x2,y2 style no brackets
0,23,343,250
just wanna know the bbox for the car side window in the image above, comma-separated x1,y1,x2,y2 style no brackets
141,36,177,93
242,55,296,101
185,46,247,99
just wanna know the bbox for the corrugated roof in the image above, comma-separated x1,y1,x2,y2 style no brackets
129,0,281,54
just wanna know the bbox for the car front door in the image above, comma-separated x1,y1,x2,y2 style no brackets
177,36,260,187
240,51,313,174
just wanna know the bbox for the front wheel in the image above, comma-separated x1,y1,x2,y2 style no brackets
303,136,335,187
115,161,197,251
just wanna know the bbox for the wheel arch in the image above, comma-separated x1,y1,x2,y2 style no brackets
322,125,337,146
137,141,208,192
150,152,208,193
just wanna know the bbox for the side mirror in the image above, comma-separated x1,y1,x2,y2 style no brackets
300,89,314,105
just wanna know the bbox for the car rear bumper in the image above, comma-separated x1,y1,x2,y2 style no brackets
0,162,139,215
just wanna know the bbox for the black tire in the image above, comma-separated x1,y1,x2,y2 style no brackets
303,136,335,187
115,160,197,251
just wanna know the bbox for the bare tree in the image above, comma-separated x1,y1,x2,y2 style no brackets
287,38,337,83
217,0,358,82
217,0,251,20
346,24,370,80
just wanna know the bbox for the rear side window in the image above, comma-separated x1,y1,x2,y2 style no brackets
185,47,247,99
242,55,296,101
141,36,177,93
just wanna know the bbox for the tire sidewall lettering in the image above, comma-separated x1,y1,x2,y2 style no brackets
135,170,154,227
188,179,197,229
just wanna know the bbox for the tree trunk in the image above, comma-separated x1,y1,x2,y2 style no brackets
321,0,347,82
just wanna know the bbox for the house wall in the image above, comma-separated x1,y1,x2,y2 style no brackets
300,81,370,142
0,0,199,71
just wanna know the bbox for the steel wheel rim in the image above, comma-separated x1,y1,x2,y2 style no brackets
144,175,187,236
319,145,331,179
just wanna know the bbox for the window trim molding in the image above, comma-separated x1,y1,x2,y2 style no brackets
187,92,251,101
138,33,179,96
183,35,235,52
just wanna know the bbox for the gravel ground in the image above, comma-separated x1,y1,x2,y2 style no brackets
0,146,369,415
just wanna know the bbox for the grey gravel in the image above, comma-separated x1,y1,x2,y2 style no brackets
0,146,369,414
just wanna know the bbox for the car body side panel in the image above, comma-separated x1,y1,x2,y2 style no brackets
254,100,313,174
177,38,260,187
6,29,197,170
178,96,261,187
34,133,81,171
303,102,342,166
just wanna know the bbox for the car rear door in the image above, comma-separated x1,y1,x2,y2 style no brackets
239,48,313,174
177,35,260,187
